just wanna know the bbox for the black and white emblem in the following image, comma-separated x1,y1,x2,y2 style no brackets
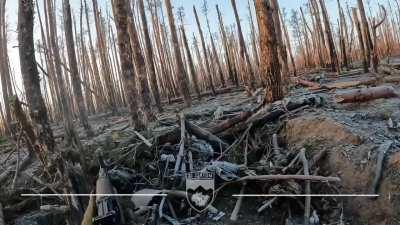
186,171,215,212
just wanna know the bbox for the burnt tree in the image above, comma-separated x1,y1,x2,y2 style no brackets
255,0,283,102
112,0,144,129
138,0,162,112
165,0,192,107
18,0,55,151
63,0,93,136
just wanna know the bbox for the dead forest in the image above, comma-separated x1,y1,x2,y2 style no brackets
1,0,400,224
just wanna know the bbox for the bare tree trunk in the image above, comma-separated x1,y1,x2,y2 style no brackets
79,0,95,114
138,0,162,112
300,7,312,68
255,0,283,103
357,0,373,65
165,0,192,107
193,6,216,95
231,0,256,90
84,0,104,112
92,0,118,114
126,2,155,124
180,24,201,100
0,0,11,134
63,0,93,136
318,0,340,73
310,0,327,67
279,9,296,76
46,0,80,146
204,7,225,88
270,0,289,89
112,0,144,129
18,0,55,151
337,0,349,70
352,8,369,73
216,5,238,86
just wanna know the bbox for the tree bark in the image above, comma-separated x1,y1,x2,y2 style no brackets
138,0,162,112
180,24,201,100
335,86,398,103
127,3,156,125
318,0,340,73
231,0,256,90
270,0,289,88
279,9,297,76
216,5,238,86
193,6,216,95
255,0,283,103
112,0,144,129
357,0,373,65
165,0,192,107
63,0,93,136
352,8,369,73
92,0,118,114
18,0,55,151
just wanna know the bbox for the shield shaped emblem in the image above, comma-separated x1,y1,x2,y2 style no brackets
186,171,215,212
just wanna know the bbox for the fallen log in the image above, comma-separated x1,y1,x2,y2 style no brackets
294,78,320,89
209,111,252,134
383,76,400,84
335,86,398,103
156,95,322,146
248,95,323,127
317,77,378,90
185,119,229,150
379,64,400,75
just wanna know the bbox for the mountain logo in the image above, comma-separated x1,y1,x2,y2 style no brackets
186,171,215,212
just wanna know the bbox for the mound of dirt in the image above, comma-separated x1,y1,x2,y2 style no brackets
284,114,400,225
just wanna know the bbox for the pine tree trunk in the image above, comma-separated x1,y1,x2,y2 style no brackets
0,0,11,134
205,13,225,88
84,0,104,112
318,0,340,73
46,0,79,146
270,0,289,88
193,6,216,95
112,0,144,129
216,5,238,87
231,0,256,90
126,2,155,124
337,0,349,70
63,0,92,136
92,0,118,114
138,0,162,112
279,9,297,76
310,0,327,67
352,8,369,73
180,24,201,100
18,0,55,151
255,0,283,103
357,0,373,65
165,0,192,107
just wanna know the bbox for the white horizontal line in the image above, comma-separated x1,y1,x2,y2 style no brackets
21,193,168,197
232,194,380,197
